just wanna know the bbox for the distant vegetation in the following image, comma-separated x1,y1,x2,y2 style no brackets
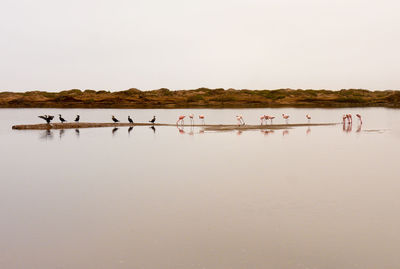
0,88,399,108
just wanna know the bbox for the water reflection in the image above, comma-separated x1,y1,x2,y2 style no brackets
343,122,352,133
75,129,80,137
356,123,362,133
306,127,311,135
261,130,274,136
282,130,289,136
188,126,194,136
177,126,185,134
150,126,156,133
112,127,119,136
59,129,65,139
128,126,133,134
39,129,53,140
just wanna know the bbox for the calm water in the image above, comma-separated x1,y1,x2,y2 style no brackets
1,108,400,269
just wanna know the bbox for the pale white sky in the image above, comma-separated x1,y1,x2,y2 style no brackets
1,0,399,91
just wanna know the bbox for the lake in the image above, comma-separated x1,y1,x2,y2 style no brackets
1,107,400,269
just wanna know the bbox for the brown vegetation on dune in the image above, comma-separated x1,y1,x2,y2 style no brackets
0,88,399,108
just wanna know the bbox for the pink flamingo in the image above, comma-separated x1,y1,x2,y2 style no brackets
282,114,289,124
176,115,185,125
306,114,311,123
356,114,362,124
269,116,275,124
236,115,245,126
346,114,352,124
198,115,205,125
260,115,266,125
189,113,194,125
342,115,347,124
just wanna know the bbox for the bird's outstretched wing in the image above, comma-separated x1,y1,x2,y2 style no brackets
38,115,46,120
48,115,54,120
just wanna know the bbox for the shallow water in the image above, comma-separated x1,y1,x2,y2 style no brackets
1,108,400,269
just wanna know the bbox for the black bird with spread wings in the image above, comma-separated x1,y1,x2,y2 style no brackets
149,116,156,124
38,115,54,124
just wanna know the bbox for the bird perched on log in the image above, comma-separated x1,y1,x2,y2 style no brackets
112,115,119,123
59,114,66,123
75,115,80,122
128,116,133,124
149,116,156,124
38,115,54,124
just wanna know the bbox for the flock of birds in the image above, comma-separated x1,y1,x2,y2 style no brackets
38,113,363,126
38,114,156,124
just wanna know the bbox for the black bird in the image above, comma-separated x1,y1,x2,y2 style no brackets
112,115,119,123
149,116,156,124
38,115,54,124
75,115,80,122
128,115,133,124
59,114,66,123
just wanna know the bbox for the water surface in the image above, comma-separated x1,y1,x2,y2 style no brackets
1,108,400,269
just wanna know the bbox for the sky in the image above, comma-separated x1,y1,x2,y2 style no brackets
1,0,399,92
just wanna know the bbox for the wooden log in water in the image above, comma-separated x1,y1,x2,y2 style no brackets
12,122,339,131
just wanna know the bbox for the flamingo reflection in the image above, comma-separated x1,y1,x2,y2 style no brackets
177,126,185,134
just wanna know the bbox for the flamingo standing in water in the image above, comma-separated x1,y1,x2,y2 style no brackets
269,116,275,124
189,114,194,125
342,115,347,124
260,115,266,125
236,115,245,126
306,114,311,123
346,114,352,124
282,114,289,124
356,114,362,124
199,115,205,125
177,115,185,125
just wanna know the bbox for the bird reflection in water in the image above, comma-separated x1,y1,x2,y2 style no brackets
177,126,185,134
282,130,289,136
128,126,133,135
40,129,53,140
75,129,80,137
356,123,362,133
198,128,205,134
343,122,352,133
261,130,274,136
306,127,311,135
188,126,194,136
236,130,243,136
150,126,156,133
59,129,65,139
112,127,119,136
